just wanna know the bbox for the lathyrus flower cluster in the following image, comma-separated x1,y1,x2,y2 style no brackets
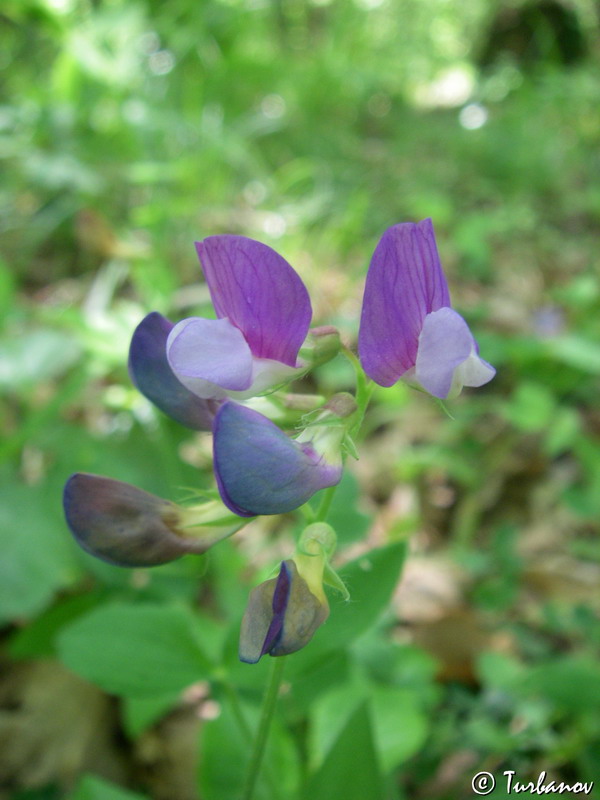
63,219,495,661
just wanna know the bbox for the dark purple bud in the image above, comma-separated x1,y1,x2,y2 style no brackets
63,473,243,567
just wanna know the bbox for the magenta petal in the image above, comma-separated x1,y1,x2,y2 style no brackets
213,402,341,517
415,307,474,398
358,219,450,386
166,317,253,396
128,312,217,430
196,235,312,366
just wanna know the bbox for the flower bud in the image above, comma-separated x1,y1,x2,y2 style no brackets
299,325,341,368
63,473,245,567
238,522,349,663
239,559,329,663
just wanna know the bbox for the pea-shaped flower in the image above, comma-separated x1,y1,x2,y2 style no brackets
165,235,312,401
358,219,495,399
213,394,356,517
239,523,339,663
63,473,246,567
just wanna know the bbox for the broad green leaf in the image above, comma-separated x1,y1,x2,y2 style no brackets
68,775,148,800
286,650,351,711
548,335,600,374
302,702,384,800
57,602,212,697
199,698,299,800
310,679,429,774
370,686,429,771
543,406,580,456
123,692,181,737
503,381,555,432
9,593,101,659
198,700,248,800
523,656,600,713
0,478,81,624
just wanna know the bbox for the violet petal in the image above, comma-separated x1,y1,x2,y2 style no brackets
196,235,312,366
358,219,450,386
128,312,217,430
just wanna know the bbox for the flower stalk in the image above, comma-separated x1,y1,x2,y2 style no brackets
242,656,287,800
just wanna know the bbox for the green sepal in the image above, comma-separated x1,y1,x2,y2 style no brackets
323,562,350,601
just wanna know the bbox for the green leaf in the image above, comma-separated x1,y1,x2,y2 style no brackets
9,593,101,659
0,328,82,389
523,656,600,713
123,692,181,737
199,699,299,800
302,702,384,800
287,650,351,710
503,381,555,432
548,335,600,374
543,406,580,456
370,686,429,771
67,775,148,800
57,602,213,697
310,680,429,774
0,477,81,624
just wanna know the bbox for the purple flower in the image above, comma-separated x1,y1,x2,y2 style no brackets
358,219,495,399
212,400,350,517
239,559,329,663
165,235,312,400
128,312,219,430
63,473,245,567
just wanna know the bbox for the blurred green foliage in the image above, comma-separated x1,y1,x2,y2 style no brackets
1,0,600,798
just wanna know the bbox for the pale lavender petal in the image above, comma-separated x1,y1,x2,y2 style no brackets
213,402,341,517
229,357,303,399
128,312,217,430
166,317,253,398
196,235,312,366
454,351,496,390
358,219,450,386
415,307,475,398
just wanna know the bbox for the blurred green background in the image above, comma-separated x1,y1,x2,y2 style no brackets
1,0,600,798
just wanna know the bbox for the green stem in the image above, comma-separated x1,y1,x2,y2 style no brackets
342,346,374,439
314,484,337,522
242,656,287,800
220,679,281,799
